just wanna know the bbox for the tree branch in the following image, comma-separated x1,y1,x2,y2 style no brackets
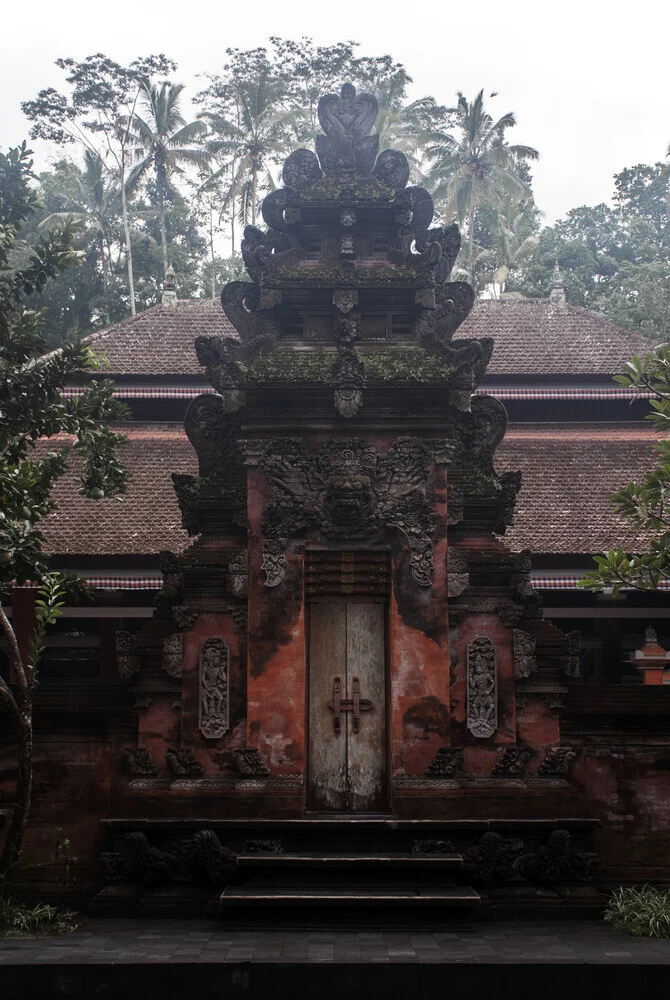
0,601,27,694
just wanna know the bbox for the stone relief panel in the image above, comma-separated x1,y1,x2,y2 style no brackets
162,633,183,679
512,629,537,680
258,436,437,588
199,638,230,740
115,630,139,681
467,637,497,739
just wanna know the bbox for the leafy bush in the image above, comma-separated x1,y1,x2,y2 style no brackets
605,886,670,938
0,897,78,937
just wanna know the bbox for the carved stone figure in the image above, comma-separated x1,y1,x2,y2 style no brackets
100,852,132,883
122,748,157,778
259,436,436,587
199,638,229,740
561,630,582,678
124,832,177,885
228,550,248,597
491,746,533,777
332,351,364,418
538,745,577,777
516,830,599,884
467,637,497,738
282,148,323,190
333,288,358,314
173,605,198,631
194,829,237,884
425,747,463,778
447,547,469,598
316,83,379,174
166,748,204,778
162,633,183,679
513,629,537,679
232,748,270,777
115,630,139,681
464,832,524,885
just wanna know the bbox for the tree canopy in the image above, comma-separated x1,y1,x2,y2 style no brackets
0,142,129,879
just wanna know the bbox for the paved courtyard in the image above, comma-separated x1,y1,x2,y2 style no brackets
1,918,669,964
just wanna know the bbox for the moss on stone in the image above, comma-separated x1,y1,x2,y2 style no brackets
241,348,456,387
272,264,419,287
298,176,395,204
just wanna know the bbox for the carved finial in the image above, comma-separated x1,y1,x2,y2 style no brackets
549,259,566,306
162,266,177,307
645,625,658,645
316,84,379,175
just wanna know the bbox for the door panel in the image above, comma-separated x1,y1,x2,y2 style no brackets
346,603,386,811
308,603,347,811
308,601,387,813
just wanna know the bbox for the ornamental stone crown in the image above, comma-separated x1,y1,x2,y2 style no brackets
192,81,494,410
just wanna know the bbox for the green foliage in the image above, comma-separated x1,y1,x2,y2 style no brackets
580,345,670,593
0,144,129,591
512,163,670,339
0,897,78,937
423,90,538,286
605,886,670,938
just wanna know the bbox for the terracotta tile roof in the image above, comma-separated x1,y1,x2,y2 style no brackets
81,297,654,380
498,423,660,553
40,422,660,558
83,299,231,377
456,299,655,376
42,426,196,556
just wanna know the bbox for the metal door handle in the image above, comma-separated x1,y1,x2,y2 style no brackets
328,675,373,735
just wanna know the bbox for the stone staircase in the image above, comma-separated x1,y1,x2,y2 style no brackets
215,819,479,925
222,846,478,923
89,816,602,922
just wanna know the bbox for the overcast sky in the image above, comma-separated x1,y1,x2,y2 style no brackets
1,0,668,225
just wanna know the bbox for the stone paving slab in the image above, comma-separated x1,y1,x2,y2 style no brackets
0,919,669,965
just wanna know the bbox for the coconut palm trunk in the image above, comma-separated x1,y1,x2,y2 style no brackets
120,149,137,315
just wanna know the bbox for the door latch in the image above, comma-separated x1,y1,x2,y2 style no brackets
328,675,373,734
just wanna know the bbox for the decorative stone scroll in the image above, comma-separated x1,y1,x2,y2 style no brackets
259,436,437,588
538,745,577,778
512,629,537,679
467,637,497,739
447,547,469,598
199,638,229,740
232,748,270,777
115,630,139,681
162,633,183,679
425,747,463,778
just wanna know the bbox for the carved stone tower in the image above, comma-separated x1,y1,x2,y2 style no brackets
148,83,577,819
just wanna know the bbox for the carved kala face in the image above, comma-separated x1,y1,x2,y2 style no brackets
324,472,373,525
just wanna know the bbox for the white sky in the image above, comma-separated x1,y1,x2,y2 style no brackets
1,0,668,225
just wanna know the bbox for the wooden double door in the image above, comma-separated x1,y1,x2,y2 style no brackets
307,601,388,813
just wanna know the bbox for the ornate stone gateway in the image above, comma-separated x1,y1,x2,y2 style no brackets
117,81,580,827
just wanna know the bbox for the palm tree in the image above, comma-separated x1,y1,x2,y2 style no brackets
39,150,119,319
424,91,539,282
126,80,209,276
490,198,540,295
199,69,290,232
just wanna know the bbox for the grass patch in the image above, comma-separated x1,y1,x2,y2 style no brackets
0,897,78,937
604,886,670,938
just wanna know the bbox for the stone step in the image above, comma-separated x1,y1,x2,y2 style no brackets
221,884,481,907
237,851,463,870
